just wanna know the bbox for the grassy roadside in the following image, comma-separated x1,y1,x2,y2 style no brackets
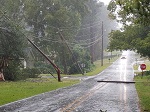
61,56,119,77
134,76,150,112
134,57,150,112
0,79,79,106
86,57,118,76
0,56,118,106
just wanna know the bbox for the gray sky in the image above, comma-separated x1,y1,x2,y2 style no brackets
99,0,111,5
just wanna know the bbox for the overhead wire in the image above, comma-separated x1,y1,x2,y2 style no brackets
82,36,101,45
0,4,103,78
27,28,102,51
1,9,103,53
23,19,102,45
27,27,102,46
24,16,102,31
0,12,60,80
30,33,102,47
23,25,102,51
0,2,103,32
81,38,101,49
29,27,101,43
12,10,103,44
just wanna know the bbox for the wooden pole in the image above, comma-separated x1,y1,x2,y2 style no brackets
57,29,84,75
141,70,143,78
101,21,104,66
27,38,61,82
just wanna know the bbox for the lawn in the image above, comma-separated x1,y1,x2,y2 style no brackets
61,56,119,77
145,61,150,70
86,57,118,76
134,76,150,112
0,79,79,106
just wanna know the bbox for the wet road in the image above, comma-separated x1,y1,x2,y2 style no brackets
0,51,140,112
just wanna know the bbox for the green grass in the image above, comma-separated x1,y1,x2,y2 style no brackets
40,57,118,78
61,57,118,77
134,76,150,112
0,56,118,106
0,79,79,105
86,57,118,76
145,61,150,70
133,56,150,112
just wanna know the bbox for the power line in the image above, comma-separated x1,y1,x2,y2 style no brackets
57,29,84,75
0,13,62,82
24,16,102,30
28,32,101,47
34,35,101,48
81,38,101,49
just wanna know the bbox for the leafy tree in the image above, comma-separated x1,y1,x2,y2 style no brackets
136,32,150,58
0,0,25,23
108,25,150,58
68,44,91,74
0,0,113,75
108,30,125,51
23,0,90,74
24,0,89,37
0,16,27,80
75,0,103,64
108,0,150,25
107,0,150,58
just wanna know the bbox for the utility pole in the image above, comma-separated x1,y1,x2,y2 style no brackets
90,19,94,64
27,38,61,82
57,29,84,75
101,21,104,66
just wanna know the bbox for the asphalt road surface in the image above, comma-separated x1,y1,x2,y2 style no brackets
0,51,140,112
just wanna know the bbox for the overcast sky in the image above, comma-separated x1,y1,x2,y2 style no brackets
99,0,123,28
99,0,111,5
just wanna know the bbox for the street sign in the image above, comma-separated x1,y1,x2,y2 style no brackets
140,64,146,70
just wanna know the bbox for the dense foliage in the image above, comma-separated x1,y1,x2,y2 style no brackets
23,0,91,74
0,0,88,80
107,0,150,58
0,0,117,80
0,16,26,80
108,25,150,57
108,0,150,26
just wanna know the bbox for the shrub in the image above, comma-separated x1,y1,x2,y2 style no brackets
4,61,24,81
4,66,40,81
22,68,40,78
144,70,150,76
34,61,55,73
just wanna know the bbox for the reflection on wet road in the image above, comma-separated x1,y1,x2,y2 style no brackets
0,51,140,112
120,56,128,111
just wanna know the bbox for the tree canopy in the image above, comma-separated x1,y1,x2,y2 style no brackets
0,0,93,78
107,0,150,58
0,15,27,80
0,0,118,81
108,25,150,57
108,0,150,25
